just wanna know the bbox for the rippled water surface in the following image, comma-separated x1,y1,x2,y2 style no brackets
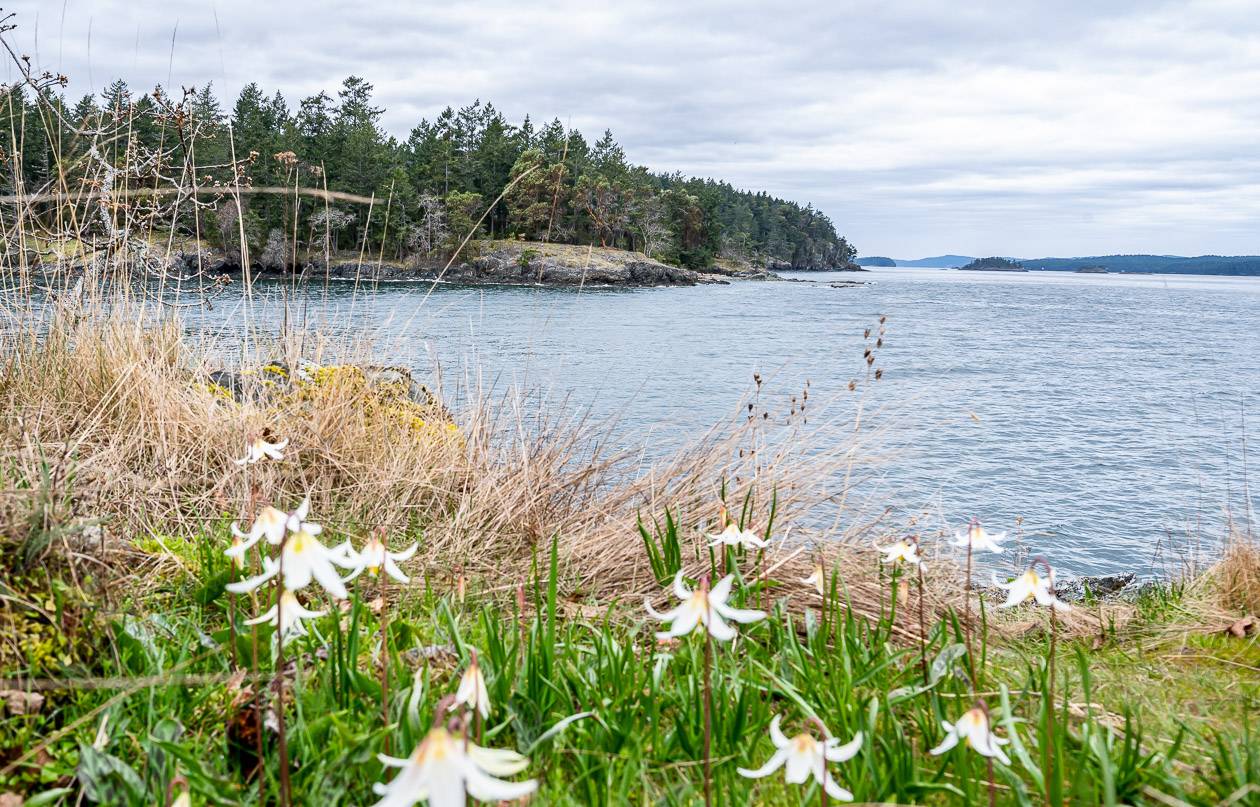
186,267,1260,575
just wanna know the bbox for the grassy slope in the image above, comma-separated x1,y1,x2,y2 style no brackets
1,526,1257,805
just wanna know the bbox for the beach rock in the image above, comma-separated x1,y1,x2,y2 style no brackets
1054,572,1136,602
426,243,707,287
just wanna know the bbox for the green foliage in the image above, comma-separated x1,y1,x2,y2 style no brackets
3,526,1246,806
4,81,856,270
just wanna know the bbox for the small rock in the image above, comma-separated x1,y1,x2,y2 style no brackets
1,689,45,715
1054,573,1136,602
1225,615,1257,638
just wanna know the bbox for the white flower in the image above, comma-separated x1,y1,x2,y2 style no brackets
737,714,862,801
929,706,1011,765
226,505,290,558
644,571,765,642
801,562,825,596
224,523,356,599
344,533,418,584
953,521,1007,553
245,590,327,646
234,436,288,466
993,564,1070,613
227,534,247,572
707,522,768,550
876,538,924,568
455,653,490,720
372,727,536,807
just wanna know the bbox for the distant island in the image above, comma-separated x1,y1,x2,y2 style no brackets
959,256,1026,272
858,253,1260,276
1019,254,1260,276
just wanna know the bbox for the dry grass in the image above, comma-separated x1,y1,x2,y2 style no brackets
1210,529,1260,615
0,286,970,644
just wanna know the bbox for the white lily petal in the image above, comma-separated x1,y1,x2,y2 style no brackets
736,747,788,779
769,714,789,749
823,773,855,802
713,601,766,625
824,732,863,763
671,570,691,600
928,729,960,756
706,609,737,642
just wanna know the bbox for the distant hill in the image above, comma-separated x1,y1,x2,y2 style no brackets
895,254,974,267
1019,254,1260,276
857,254,974,267
861,253,1260,275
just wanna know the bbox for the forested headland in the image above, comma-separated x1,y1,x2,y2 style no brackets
2,76,855,273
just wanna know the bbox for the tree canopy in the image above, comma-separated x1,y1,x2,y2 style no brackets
1,77,856,270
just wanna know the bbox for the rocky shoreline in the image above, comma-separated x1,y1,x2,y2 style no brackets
17,239,874,289
148,240,866,288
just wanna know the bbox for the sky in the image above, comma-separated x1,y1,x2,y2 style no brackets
6,0,1260,258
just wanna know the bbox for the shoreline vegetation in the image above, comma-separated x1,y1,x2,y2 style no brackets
1,16,1258,807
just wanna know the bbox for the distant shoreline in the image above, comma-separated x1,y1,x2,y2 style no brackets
859,253,1260,276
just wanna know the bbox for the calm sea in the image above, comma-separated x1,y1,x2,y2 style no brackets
186,267,1260,576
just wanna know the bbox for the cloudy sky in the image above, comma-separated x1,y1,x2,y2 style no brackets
7,0,1260,258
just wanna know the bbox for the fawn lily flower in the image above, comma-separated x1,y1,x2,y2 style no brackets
930,706,1011,765
373,727,536,807
455,653,490,720
224,525,355,599
227,534,247,572
245,590,327,646
644,571,765,642
993,563,1070,613
344,533,418,583
737,715,863,801
226,505,290,557
707,521,769,550
801,562,825,596
234,436,288,466
876,538,924,568
953,520,1007,553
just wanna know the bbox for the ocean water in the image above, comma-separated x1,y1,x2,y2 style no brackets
185,267,1260,576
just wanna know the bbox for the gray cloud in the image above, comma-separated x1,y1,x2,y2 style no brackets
8,0,1260,257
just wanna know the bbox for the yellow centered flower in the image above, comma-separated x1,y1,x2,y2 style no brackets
245,590,326,647
234,436,289,466
930,706,1011,764
343,534,418,584
707,522,768,550
372,726,536,807
455,653,491,720
993,564,1070,612
801,562,826,596
953,521,1007,553
644,571,765,641
227,505,291,559
876,539,924,568
226,499,356,600
737,714,862,801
